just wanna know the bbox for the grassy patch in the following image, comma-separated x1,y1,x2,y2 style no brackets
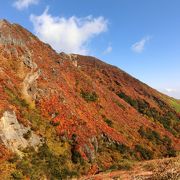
10,144,78,180
4,87,29,108
169,99,180,113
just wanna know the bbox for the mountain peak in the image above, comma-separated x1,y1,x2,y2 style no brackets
0,19,37,48
0,19,13,32
0,19,10,26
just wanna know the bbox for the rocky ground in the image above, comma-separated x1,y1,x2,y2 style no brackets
80,156,180,180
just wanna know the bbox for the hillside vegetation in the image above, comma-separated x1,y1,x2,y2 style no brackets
0,19,179,179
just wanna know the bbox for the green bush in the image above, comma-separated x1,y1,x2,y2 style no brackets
16,159,31,175
117,92,137,108
109,164,118,171
116,143,130,154
152,96,166,108
104,118,113,127
138,126,146,137
135,144,153,160
162,135,172,146
81,90,98,102
71,146,83,164
138,126,162,144
114,100,125,110
102,115,113,127
137,127,178,157
151,130,161,142
11,171,23,179
136,100,160,120
166,148,176,157
161,136,176,157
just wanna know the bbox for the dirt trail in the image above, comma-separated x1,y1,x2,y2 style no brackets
80,156,180,180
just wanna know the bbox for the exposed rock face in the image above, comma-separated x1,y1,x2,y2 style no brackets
83,144,96,162
69,54,78,67
59,52,78,67
0,111,42,155
0,34,24,46
91,137,98,153
22,50,37,69
22,69,41,101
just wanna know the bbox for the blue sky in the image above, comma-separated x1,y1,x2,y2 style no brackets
0,0,180,99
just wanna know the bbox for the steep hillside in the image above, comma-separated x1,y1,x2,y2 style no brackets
0,19,179,179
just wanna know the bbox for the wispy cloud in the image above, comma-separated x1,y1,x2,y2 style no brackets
161,88,180,99
13,0,40,10
165,88,177,93
30,8,108,55
131,36,151,53
103,44,112,54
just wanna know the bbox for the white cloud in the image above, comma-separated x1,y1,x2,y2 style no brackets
14,0,39,10
30,8,108,54
131,36,151,53
161,88,180,99
165,88,177,93
103,44,112,54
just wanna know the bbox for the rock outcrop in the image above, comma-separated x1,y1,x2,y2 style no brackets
0,111,42,156
59,52,78,67
22,69,41,102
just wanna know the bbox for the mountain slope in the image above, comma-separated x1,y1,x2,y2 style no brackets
0,19,179,179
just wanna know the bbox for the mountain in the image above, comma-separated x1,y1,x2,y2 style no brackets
0,19,179,179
